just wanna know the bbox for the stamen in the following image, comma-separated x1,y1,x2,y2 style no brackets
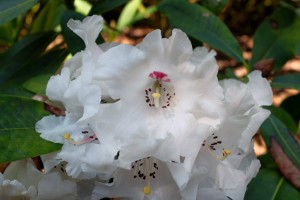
222,149,231,157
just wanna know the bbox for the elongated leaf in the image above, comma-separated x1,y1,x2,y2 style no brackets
22,74,52,95
245,168,300,200
0,95,62,163
281,93,300,122
0,0,38,25
266,106,298,134
200,0,228,14
158,0,245,64
271,138,300,190
89,0,128,15
116,0,142,30
0,31,58,84
30,0,66,33
250,6,300,71
260,114,300,169
271,73,300,90
0,48,67,96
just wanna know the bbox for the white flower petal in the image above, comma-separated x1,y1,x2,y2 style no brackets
248,70,272,106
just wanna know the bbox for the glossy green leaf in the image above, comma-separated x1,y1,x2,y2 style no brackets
260,114,300,169
281,93,300,122
0,95,62,163
200,0,228,14
245,168,300,200
158,0,245,65
89,0,128,15
250,6,300,71
0,0,38,25
0,31,58,84
0,48,67,97
271,73,300,90
22,74,52,95
266,106,298,134
116,0,142,31
30,0,66,33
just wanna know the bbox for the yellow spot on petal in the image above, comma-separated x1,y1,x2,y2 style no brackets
64,133,71,139
143,185,151,195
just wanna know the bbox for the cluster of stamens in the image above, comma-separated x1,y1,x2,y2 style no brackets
145,71,175,109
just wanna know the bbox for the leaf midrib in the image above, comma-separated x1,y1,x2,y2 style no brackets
269,117,300,166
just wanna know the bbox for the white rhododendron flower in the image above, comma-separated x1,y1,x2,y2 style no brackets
32,15,273,200
0,159,78,200
177,70,272,199
93,29,224,174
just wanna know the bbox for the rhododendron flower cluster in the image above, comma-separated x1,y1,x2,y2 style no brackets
1,15,272,200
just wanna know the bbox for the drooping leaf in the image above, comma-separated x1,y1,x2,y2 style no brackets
281,93,300,122
271,73,300,90
250,6,300,71
30,0,67,33
245,168,300,200
0,31,58,84
0,95,62,163
270,138,300,190
266,106,298,134
0,0,38,25
260,114,300,170
158,0,245,65
89,0,128,15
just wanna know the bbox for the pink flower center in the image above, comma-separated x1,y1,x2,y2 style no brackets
144,71,175,108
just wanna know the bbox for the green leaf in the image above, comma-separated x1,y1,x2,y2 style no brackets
281,93,300,122
266,106,298,134
260,114,300,169
30,0,67,33
0,95,62,163
271,73,300,90
245,168,300,200
116,0,142,31
158,0,245,65
200,0,228,14
22,74,52,95
89,0,128,15
0,0,38,25
250,6,300,71
0,31,58,84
